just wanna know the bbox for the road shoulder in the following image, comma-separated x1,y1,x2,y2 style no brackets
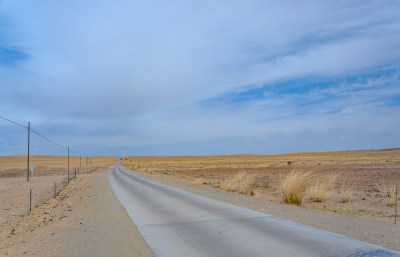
59,170,154,257
0,170,154,257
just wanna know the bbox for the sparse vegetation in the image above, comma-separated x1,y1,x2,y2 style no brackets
313,207,376,216
378,181,397,207
281,170,313,205
309,173,338,202
221,172,257,196
340,178,354,203
113,149,400,222
192,177,208,185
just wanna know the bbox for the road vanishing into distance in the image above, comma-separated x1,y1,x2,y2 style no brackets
109,163,399,257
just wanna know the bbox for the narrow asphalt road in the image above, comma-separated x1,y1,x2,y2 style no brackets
109,163,399,257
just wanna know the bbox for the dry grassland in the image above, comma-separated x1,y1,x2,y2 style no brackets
0,155,118,177
120,149,400,223
1,151,399,224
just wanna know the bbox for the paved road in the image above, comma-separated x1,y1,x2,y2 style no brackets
109,163,399,257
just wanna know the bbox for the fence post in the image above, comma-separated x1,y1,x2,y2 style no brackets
74,168,76,179
54,182,57,199
29,188,32,213
67,146,70,184
27,121,30,182
395,182,398,225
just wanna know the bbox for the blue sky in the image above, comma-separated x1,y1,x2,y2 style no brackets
1,0,400,156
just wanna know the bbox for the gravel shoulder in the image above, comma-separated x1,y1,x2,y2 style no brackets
123,167,400,252
59,169,154,257
0,169,154,257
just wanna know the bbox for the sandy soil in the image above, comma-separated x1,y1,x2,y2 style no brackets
0,170,154,257
0,175,67,226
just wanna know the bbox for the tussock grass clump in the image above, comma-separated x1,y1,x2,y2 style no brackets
340,178,354,203
378,181,397,207
221,172,257,196
192,178,207,185
281,170,313,205
309,174,338,202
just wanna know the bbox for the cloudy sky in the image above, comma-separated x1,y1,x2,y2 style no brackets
1,0,400,156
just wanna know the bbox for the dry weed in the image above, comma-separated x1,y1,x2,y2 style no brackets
281,170,313,205
221,172,257,196
309,173,338,202
340,178,354,203
192,178,208,185
378,181,397,207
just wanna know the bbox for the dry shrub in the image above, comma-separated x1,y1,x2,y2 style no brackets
221,172,257,196
192,178,207,185
281,170,313,205
378,181,397,207
340,178,354,203
309,173,338,202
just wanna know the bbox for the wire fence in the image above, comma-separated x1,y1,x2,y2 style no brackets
0,115,108,223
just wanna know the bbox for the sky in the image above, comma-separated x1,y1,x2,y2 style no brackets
1,0,400,156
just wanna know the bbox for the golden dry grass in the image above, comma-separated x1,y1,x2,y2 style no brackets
221,172,257,196
119,149,400,170
281,170,314,205
192,177,208,185
0,155,118,168
378,181,398,207
0,155,118,177
308,173,338,202
340,178,354,203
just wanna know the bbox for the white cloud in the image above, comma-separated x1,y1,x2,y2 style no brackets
1,0,400,155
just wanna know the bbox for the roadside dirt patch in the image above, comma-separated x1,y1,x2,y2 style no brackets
0,170,154,257
0,175,67,226
0,177,82,256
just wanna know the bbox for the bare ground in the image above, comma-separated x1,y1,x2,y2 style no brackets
0,170,154,257
0,175,67,226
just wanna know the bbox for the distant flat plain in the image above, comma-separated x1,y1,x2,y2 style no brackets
1,149,400,223
120,149,400,224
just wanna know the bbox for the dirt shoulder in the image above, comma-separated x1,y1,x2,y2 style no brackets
123,167,400,252
0,170,154,257
0,175,67,226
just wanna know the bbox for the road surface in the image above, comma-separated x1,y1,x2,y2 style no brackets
109,163,399,257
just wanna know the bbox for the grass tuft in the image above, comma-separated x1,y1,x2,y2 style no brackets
192,178,208,185
377,180,397,207
340,178,354,203
309,173,338,202
281,170,313,205
221,172,257,196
